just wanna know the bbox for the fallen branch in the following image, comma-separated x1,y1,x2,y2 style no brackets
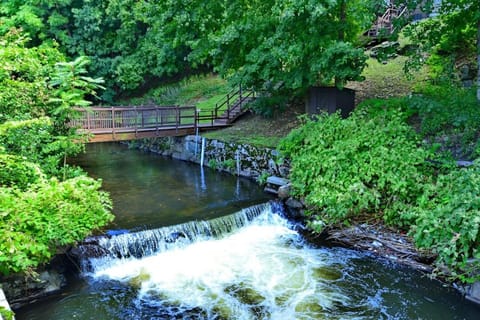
326,224,436,272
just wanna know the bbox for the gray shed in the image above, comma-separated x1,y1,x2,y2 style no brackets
305,87,355,118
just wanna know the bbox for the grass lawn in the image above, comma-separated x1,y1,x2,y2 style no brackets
347,55,429,104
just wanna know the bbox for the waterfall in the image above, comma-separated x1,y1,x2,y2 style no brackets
69,199,471,320
200,137,206,167
83,203,269,265
235,149,241,176
83,201,358,319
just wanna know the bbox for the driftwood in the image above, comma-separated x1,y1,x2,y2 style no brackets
326,223,437,273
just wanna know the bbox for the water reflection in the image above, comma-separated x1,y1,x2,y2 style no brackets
71,143,271,229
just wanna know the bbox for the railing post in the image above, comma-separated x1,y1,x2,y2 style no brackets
111,107,116,140
86,109,91,130
176,105,179,132
155,108,159,134
134,106,138,137
194,108,198,133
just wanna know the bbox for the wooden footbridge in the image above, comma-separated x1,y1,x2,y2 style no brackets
70,87,254,143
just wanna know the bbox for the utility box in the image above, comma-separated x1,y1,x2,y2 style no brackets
305,87,355,118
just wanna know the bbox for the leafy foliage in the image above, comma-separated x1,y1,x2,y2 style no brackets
48,55,105,138
0,176,113,275
0,307,14,320
0,117,83,177
213,0,372,92
407,84,480,159
409,165,480,282
280,102,480,282
0,154,43,190
0,0,378,100
0,29,113,276
279,110,431,227
400,0,479,100
0,29,64,122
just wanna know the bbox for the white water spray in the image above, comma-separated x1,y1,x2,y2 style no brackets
200,137,206,167
87,204,357,319
235,149,241,176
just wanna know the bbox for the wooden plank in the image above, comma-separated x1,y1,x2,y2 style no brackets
87,127,196,143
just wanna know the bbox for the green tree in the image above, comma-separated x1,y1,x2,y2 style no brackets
49,56,104,127
400,0,479,100
210,0,376,92
0,29,64,122
0,0,74,46
0,29,113,276
1,0,380,100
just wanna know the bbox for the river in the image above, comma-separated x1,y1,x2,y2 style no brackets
15,143,480,319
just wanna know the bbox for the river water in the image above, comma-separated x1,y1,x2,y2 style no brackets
15,143,480,319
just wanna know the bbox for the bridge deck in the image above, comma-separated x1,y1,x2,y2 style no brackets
71,87,254,143
71,105,233,143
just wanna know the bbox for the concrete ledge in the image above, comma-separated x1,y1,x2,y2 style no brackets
465,282,480,305
0,288,14,320
266,176,289,186
265,176,290,195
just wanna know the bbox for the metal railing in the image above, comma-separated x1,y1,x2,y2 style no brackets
70,85,255,139
70,105,197,136
212,85,255,122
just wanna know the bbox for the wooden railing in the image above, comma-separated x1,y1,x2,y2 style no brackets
70,86,255,142
367,5,408,37
189,86,256,126
213,85,255,121
70,105,197,134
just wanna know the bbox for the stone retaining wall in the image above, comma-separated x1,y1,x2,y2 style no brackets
132,135,290,181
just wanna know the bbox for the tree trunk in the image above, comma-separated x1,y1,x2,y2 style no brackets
335,0,347,88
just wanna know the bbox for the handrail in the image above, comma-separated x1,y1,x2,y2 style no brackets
368,5,408,37
210,85,255,123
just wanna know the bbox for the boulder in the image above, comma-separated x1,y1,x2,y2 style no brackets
277,184,291,199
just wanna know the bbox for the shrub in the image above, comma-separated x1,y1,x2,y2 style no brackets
408,165,480,282
0,176,113,275
0,154,43,190
278,109,432,229
407,85,480,139
0,117,84,177
280,104,480,283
